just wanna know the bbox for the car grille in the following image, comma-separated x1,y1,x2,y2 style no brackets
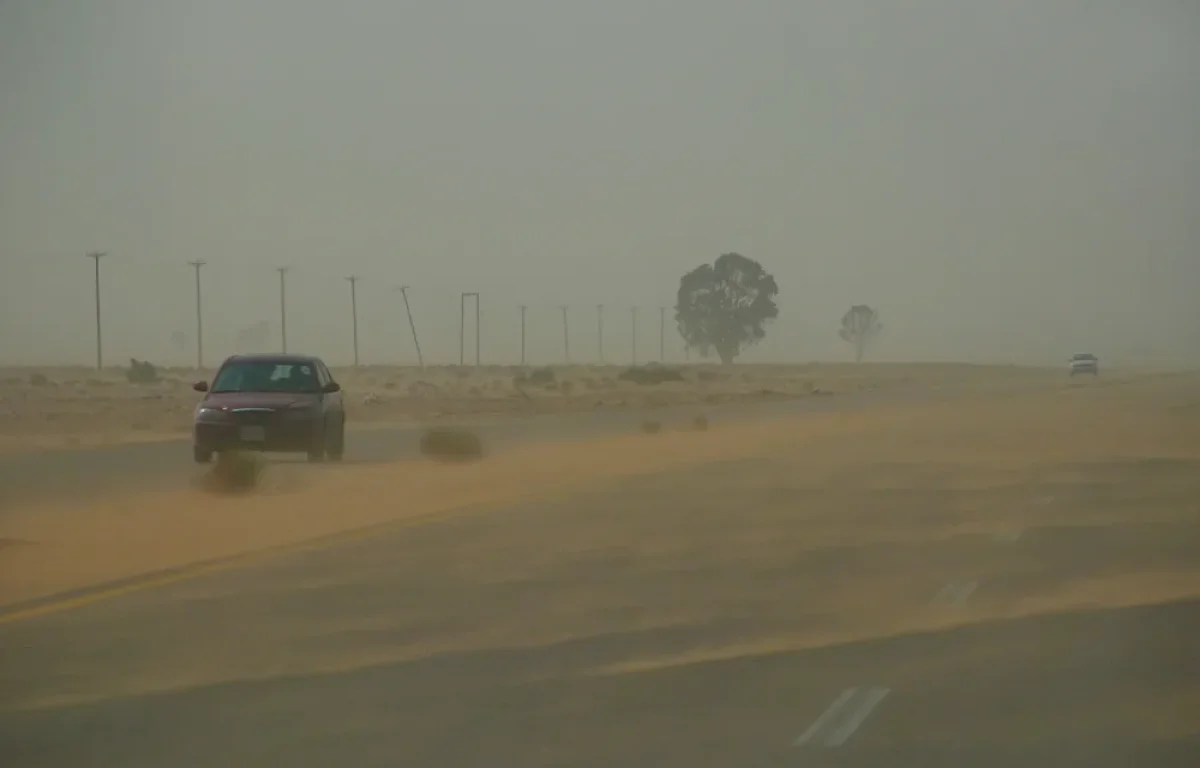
230,408,280,426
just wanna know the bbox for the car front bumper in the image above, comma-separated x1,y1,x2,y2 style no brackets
194,414,321,452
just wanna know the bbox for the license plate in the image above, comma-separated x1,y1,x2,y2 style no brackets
239,425,266,442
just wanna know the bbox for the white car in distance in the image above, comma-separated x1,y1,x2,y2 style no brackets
1069,353,1099,377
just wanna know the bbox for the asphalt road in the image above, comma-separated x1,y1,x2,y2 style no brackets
0,391,899,506
1,445,1196,766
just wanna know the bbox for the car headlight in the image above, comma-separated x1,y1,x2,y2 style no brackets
195,406,230,420
286,404,320,417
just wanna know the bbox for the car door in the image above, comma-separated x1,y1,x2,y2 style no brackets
317,361,344,423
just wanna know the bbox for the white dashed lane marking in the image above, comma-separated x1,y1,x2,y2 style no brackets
931,580,978,606
794,686,891,748
992,528,1024,543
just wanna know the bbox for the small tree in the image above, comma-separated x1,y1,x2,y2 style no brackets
839,305,882,362
676,253,779,364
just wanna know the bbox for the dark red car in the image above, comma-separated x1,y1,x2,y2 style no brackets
191,353,346,463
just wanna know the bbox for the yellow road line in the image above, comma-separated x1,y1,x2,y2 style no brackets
0,506,471,626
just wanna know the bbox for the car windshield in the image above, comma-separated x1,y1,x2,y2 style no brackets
211,361,320,394
1073,354,1096,361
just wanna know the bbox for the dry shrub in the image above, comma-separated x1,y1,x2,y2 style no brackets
641,420,663,434
408,381,440,397
645,392,672,408
696,369,721,382
528,367,556,385
202,450,264,494
692,415,709,431
29,372,49,387
126,358,159,384
419,427,484,461
618,365,685,385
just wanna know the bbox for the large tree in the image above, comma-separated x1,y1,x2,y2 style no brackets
838,304,882,362
676,252,779,364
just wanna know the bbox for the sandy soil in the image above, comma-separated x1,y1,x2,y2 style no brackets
0,362,1077,456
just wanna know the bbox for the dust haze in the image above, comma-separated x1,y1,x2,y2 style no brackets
1,0,1196,367
3,6,1200,763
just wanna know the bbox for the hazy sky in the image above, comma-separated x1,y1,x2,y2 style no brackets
2,0,1197,367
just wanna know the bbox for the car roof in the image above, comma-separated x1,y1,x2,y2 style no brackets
221,353,324,366
1071,353,1096,359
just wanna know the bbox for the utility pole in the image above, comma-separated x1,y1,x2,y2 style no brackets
346,276,360,366
659,306,666,362
187,260,206,368
460,292,480,366
631,306,638,365
597,304,604,364
276,267,289,353
561,305,570,363
86,251,106,369
396,285,423,367
519,304,527,365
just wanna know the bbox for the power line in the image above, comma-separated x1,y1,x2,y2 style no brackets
276,267,290,353
396,285,424,368
631,306,638,365
85,251,106,369
519,304,528,365
461,292,480,366
561,305,570,363
187,260,207,368
597,304,604,364
345,276,360,366
659,305,666,362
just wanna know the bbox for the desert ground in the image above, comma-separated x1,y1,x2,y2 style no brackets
0,361,1078,456
0,366,1198,766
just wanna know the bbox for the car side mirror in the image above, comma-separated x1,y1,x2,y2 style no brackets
193,381,209,392
322,382,341,394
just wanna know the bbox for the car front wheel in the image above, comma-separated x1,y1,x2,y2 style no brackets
193,445,213,464
326,418,346,462
306,424,326,462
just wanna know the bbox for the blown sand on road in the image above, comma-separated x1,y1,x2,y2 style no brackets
2,372,1198,765
0,412,860,607
2,371,1195,621
0,362,1070,456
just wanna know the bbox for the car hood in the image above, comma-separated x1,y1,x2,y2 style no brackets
201,392,319,410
